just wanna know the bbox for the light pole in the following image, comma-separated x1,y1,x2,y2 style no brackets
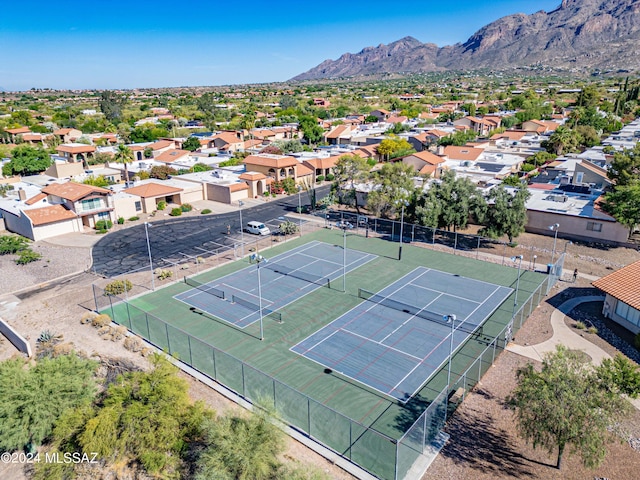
548,223,560,265
398,200,409,261
445,313,457,422
511,255,523,317
254,254,266,341
297,185,302,234
238,200,245,259
532,254,537,271
336,221,352,293
144,222,155,291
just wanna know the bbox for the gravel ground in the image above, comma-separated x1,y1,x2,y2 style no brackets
1,231,640,480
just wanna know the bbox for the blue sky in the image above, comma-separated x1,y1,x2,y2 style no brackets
0,0,561,91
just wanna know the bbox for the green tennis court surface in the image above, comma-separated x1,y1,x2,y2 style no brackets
99,227,548,480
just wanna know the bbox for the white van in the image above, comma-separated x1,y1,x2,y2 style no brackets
246,221,271,235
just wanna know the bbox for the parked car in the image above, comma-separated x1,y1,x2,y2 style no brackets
245,221,271,235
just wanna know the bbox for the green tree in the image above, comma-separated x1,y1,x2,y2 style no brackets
481,184,530,243
195,409,284,480
596,354,640,399
414,170,486,231
191,162,212,173
333,154,370,210
77,355,209,477
113,144,134,183
601,183,640,238
149,165,178,180
542,126,581,156
182,136,201,152
1,145,52,176
98,91,127,123
0,354,97,451
508,346,630,470
366,162,417,218
298,115,324,145
82,175,111,187
606,143,640,187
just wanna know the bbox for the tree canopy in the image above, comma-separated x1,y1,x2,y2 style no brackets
0,353,97,451
508,346,630,470
481,184,530,243
1,145,52,176
182,136,201,152
333,154,370,210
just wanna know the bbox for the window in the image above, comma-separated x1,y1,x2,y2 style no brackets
80,198,102,211
586,222,602,232
135,201,142,212
615,302,640,327
575,172,584,184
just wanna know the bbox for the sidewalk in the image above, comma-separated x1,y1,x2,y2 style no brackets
507,295,640,410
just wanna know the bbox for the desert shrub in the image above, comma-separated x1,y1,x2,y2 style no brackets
157,200,166,211
316,175,325,183
128,216,139,221
180,203,193,212
95,220,113,231
117,217,125,224
0,235,29,254
575,321,586,330
170,207,182,216
325,173,335,181
156,269,173,280
104,279,132,296
587,326,598,335
201,209,212,214
91,314,112,328
124,336,144,352
80,312,97,325
15,249,41,264
112,326,128,341
278,221,298,235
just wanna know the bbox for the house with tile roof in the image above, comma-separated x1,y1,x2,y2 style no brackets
593,260,640,334
210,131,245,153
55,143,97,166
5,126,31,143
123,181,185,213
401,151,445,178
242,154,301,183
53,128,83,143
521,120,560,134
324,125,358,145
0,180,113,240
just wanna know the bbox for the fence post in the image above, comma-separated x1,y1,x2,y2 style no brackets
92,284,99,312
454,232,458,254
411,224,415,243
241,364,246,397
145,313,151,339
476,236,480,260
212,348,217,379
188,336,193,365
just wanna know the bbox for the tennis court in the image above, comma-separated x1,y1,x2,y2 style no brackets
174,240,376,328
292,267,512,402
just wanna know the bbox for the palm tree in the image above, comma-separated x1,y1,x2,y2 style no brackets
114,143,134,184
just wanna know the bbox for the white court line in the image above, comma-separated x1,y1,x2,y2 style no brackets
341,327,423,361
409,281,482,304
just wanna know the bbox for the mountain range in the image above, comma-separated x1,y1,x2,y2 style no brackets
292,0,640,81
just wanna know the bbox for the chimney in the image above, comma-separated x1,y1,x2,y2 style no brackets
18,188,27,201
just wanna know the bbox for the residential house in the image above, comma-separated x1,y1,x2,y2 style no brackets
521,120,560,134
53,128,83,143
242,154,301,183
123,181,185,213
324,125,358,145
5,126,31,143
524,186,629,244
303,155,341,182
401,151,445,178
210,131,245,153
129,139,176,161
385,115,408,125
40,181,115,229
441,145,484,164
155,149,191,166
453,116,501,136
592,261,640,334
369,109,390,122
55,143,97,166
572,160,612,190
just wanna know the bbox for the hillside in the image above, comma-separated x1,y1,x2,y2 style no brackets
292,0,640,81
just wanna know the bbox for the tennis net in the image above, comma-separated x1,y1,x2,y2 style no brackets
184,276,225,300
358,288,481,335
262,263,331,288
231,294,283,323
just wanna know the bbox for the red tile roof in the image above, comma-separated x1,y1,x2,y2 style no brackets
56,144,96,154
25,193,47,205
124,182,183,198
42,182,111,202
155,149,190,163
592,260,640,310
24,205,77,226
443,146,483,161
243,154,298,168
